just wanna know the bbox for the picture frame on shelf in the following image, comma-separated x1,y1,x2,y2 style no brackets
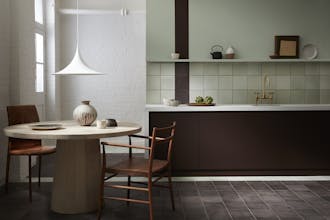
270,36,300,59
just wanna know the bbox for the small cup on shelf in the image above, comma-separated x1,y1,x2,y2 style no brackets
171,53,180,59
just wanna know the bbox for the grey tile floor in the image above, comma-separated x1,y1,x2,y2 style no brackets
1,180,330,220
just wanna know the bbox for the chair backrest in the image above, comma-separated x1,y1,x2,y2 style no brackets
148,122,176,172
7,105,41,149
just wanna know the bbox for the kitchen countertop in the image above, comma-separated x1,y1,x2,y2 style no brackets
146,104,330,112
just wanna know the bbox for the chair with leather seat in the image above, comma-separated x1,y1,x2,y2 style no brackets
6,105,56,202
98,122,176,220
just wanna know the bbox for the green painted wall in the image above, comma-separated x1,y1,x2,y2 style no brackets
146,0,175,60
189,0,330,59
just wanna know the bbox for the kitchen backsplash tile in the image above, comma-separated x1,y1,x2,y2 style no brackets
161,90,175,101
247,63,261,76
261,63,276,75
233,76,247,90
219,76,233,90
147,63,160,75
320,76,330,89
276,63,290,76
190,76,203,90
305,76,320,90
147,90,161,104
276,76,291,90
190,63,203,76
291,76,305,90
147,75,160,90
320,90,330,104
305,63,320,75
218,90,233,104
160,63,175,76
305,90,320,104
147,62,330,104
320,63,330,75
291,90,305,104
204,63,218,76
219,63,233,75
290,63,305,76
248,76,261,90
276,90,291,104
233,63,248,75
203,76,219,90
160,75,175,90
233,90,248,104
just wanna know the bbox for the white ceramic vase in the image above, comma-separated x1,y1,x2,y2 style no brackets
73,101,97,126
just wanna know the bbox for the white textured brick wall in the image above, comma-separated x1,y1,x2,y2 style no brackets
0,0,11,185
58,11,146,136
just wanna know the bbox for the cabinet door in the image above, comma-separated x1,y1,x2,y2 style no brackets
149,112,200,171
199,111,330,171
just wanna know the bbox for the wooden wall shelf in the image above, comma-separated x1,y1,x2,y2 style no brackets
147,58,330,63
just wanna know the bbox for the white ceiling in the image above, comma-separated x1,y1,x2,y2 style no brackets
57,0,145,10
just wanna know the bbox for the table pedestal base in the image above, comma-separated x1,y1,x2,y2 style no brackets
51,139,101,214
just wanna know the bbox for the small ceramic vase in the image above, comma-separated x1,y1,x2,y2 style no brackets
73,100,97,126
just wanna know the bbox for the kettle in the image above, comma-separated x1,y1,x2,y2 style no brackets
210,45,224,59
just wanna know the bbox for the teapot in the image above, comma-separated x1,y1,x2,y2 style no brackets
210,45,224,59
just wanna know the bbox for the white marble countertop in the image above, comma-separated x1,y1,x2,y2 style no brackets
146,104,330,112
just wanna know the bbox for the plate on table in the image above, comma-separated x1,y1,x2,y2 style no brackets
188,103,215,106
30,124,63,130
302,44,318,60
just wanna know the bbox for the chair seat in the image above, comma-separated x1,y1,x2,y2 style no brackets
10,145,56,155
107,158,168,176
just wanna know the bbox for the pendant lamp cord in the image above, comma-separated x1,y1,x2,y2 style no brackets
76,0,79,49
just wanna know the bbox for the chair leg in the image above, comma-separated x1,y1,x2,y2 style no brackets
98,158,105,220
28,155,32,202
148,176,153,220
5,153,11,193
38,155,42,188
168,170,175,211
127,175,131,207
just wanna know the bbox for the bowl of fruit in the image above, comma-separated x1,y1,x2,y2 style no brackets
189,96,215,106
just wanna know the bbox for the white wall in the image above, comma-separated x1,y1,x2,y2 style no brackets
58,5,146,134
58,0,145,10
0,0,11,185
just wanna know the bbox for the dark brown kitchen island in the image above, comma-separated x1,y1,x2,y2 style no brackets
147,105,330,176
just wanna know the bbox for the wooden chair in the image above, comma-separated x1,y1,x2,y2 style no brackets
6,105,56,202
98,122,176,220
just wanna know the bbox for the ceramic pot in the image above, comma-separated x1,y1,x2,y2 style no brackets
73,101,97,126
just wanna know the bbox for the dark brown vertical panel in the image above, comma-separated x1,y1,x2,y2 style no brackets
175,63,189,103
175,0,189,103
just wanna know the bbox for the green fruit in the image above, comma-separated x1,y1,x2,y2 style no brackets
195,96,204,103
205,96,213,104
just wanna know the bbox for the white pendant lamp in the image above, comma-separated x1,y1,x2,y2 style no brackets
54,0,102,75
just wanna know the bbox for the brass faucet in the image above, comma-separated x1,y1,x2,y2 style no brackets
256,74,273,104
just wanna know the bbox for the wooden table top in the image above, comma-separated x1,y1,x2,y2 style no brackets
3,120,142,140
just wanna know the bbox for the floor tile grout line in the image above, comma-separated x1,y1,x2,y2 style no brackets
245,181,281,220
179,181,198,220
263,181,305,220
228,181,257,220
210,181,234,220
195,181,210,220
281,181,329,219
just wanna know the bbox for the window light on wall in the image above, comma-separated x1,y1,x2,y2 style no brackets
35,0,44,93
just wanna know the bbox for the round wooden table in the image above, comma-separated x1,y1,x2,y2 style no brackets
4,120,141,214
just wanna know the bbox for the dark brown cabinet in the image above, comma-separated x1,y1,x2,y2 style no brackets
149,111,330,175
